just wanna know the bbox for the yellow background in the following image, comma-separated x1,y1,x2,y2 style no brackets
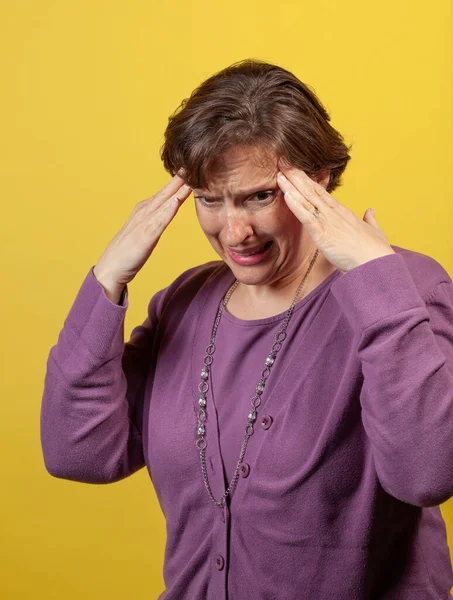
1,1,452,598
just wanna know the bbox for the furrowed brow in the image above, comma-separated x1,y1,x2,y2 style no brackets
194,183,277,200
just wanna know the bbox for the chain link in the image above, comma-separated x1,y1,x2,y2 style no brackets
196,249,320,510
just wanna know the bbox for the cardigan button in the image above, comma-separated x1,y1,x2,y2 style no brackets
239,462,250,478
215,554,225,571
261,414,273,430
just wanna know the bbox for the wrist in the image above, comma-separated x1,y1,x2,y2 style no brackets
92,266,125,305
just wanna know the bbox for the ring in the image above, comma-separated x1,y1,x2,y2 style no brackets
313,208,320,218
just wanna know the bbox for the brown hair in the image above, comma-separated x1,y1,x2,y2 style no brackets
160,59,351,193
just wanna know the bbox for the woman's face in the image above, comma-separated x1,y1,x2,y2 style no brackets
193,144,325,289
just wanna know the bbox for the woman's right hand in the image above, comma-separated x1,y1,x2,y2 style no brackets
93,172,192,301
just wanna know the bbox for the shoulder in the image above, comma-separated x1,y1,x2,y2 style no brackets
391,244,452,299
153,259,229,320
164,259,227,296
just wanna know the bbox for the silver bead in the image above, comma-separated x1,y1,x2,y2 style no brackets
197,424,205,435
256,382,265,395
201,368,209,380
248,410,256,423
198,397,206,408
265,356,274,367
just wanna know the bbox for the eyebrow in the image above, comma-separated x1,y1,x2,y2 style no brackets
193,184,278,201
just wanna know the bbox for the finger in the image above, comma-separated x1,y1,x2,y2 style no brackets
145,187,187,239
277,163,337,209
172,182,193,207
277,171,322,213
364,207,377,222
150,181,192,213
158,170,188,199
363,208,387,240
283,188,322,225
145,173,191,210
363,207,379,225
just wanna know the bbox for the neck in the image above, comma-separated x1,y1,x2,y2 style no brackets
226,247,338,321
240,249,335,302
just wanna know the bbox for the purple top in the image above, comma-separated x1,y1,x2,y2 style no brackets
40,245,453,599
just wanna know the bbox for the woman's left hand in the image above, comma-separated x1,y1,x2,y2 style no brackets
276,161,395,273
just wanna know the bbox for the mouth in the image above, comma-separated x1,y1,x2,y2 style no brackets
227,241,274,266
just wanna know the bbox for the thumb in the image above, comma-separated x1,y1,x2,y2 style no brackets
363,207,379,228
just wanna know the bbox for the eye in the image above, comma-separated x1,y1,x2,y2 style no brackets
194,196,217,206
251,190,276,202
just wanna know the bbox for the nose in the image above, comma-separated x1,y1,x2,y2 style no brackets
222,207,254,247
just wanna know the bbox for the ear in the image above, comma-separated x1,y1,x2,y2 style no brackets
315,169,331,190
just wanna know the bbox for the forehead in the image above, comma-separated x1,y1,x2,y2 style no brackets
197,145,278,193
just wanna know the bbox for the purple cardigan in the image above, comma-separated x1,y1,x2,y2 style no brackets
41,246,453,599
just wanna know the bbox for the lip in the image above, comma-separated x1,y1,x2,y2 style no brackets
228,241,273,266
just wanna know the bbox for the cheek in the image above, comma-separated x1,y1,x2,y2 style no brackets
256,199,301,238
195,206,222,237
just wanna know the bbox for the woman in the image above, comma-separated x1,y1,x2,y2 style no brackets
40,59,453,599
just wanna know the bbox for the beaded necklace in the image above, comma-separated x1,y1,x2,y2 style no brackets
195,249,320,513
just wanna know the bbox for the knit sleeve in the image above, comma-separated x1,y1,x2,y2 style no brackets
330,252,453,507
40,266,166,484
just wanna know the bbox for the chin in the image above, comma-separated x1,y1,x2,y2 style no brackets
224,261,276,286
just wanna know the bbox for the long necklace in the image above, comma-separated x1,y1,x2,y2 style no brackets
195,249,320,511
